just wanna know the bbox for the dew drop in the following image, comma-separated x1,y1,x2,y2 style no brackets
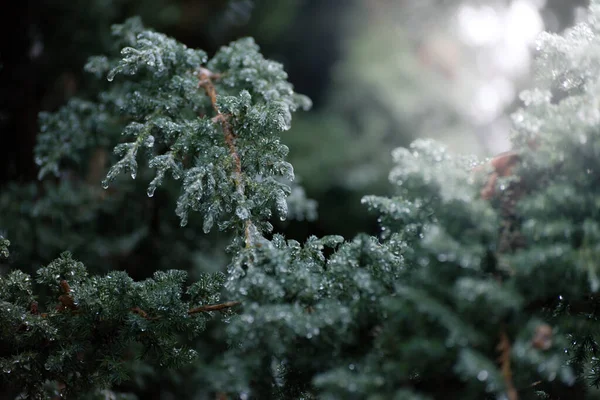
477,370,488,381
236,206,250,220
203,214,214,233
147,186,156,198
131,170,137,180
145,135,155,148
101,180,110,189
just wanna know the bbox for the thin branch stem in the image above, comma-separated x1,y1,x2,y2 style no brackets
197,67,254,248
41,280,241,321
131,301,241,320
498,328,518,400
188,301,241,315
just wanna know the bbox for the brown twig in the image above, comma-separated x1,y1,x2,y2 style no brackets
50,381,66,400
32,281,240,322
130,306,160,320
197,67,254,247
477,146,550,398
528,381,542,388
473,150,520,201
59,279,71,294
531,324,553,350
188,301,241,315
57,279,77,311
130,301,241,320
498,328,518,400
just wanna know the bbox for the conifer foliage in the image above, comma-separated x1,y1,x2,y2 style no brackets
5,2,600,399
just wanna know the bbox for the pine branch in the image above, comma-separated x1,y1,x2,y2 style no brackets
6,4,600,398
197,67,254,247
47,279,241,320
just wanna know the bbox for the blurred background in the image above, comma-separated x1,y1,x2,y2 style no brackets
0,0,591,398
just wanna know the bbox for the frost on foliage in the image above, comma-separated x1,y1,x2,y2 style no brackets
285,184,318,222
35,18,311,238
362,139,495,257
0,252,224,396
507,0,600,300
385,139,480,203
486,0,600,391
35,99,111,180
214,233,410,398
106,29,206,82
516,1,600,148
0,235,9,259
21,3,600,399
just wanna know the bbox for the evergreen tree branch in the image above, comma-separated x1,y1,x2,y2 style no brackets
8,5,600,397
45,279,241,320
197,67,254,247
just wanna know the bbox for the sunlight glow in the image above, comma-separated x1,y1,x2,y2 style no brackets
454,0,544,130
